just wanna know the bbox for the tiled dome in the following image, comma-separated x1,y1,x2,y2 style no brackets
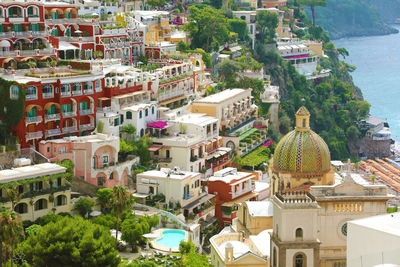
272,107,331,175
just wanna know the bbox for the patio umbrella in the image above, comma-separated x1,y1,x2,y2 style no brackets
0,40,10,47
143,233,158,239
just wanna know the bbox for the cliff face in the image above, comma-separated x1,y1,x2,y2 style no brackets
307,0,399,39
367,0,400,23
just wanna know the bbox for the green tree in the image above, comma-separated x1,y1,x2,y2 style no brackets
217,59,242,82
119,139,134,162
228,19,249,41
121,124,137,142
256,10,278,43
96,188,113,213
179,251,211,267
0,208,24,267
146,0,166,8
184,6,229,51
121,218,143,251
179,240,196,254
18,216,120,267
112,186,135,244
5,187,23,210
298,0,327,26
74,198,95,218
177,40,190,51
25,224,41,237
337,47,349,59
91,214,117,230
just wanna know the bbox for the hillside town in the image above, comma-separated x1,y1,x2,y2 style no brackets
0,0,399,267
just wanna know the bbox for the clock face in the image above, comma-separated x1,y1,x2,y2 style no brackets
341,222,347,237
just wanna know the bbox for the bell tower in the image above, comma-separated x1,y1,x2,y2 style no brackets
270,192,320,267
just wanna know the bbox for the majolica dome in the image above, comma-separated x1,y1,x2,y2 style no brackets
272,106,331,175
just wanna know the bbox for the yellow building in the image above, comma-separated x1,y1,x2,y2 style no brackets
132,11,172,45
0,163,71,221
270,106,334,194
235,201,273,236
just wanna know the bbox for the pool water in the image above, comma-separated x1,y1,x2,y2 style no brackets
156,230,185,248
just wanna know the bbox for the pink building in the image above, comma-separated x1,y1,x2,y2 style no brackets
39,133,139,187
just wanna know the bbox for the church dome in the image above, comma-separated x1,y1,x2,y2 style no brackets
272,106,331,175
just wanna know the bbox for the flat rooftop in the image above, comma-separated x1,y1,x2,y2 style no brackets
138,168,200,180
349,212,400,237
0,163,66,183
193,88,249,104
245,201,273,217
171,113,218,126
208,167,253,183
39,133,118,144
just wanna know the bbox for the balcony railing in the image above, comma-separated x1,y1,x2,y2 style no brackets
45,129,61,138
62,126,78,134
231,184,255,199
79,123,94,131
72,90,82,96
83,88,93,95
79,109,93,116
155,157,172,163
25,116,42,124
42,92,54,99
62,111,77,118
45,113,60,121
25,94,38,100
61,91,71,97
26,131,43,141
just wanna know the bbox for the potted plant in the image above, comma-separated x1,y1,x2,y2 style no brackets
27,61,37,74
49,60,57,74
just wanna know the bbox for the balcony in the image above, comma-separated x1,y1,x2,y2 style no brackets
61,91,71,97
72,90,82,96
9,16,24,22
83,88,93,95
62,126,78,134
154,157,172,163
231,184,255,199
25,116,42,125
79,123,95,131
26,131,43,141
42,92,54,99
79,109,93,116
45,113,60,122
45,129,61,138
25,94,38,100
62,111,77,118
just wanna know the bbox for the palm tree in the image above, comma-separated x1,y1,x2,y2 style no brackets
0,208,24,267
112,186,135,245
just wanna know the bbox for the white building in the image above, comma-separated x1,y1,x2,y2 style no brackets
136,168,214,216
149,112,231,174
347,212,400,267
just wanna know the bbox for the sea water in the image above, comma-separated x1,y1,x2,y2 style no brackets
334,25,400,141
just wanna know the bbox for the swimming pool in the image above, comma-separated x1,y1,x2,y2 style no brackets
155,230,185,248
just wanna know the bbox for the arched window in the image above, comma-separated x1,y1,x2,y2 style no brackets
140,128,144,137
145,108,148,116
72,82,81,92
302,119,306,127
14,203,28,214
55,195,67,206
139,110,142,119
295,228,303,240
294,253,306,267
43,84,53,98
151,106,155,114
25,86,37,100
126,111,132,119
34,198,48,211
10,85,19,99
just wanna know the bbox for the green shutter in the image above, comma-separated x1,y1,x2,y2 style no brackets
0,25,3,33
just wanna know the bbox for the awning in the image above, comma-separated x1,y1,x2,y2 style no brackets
222,192,258,207
159,94,186,105
3,58,16,64
20,57,35,62
147,121,168,129
132,192,149,198
0,40,11,47
58,41,79,50
148,145,163,152
98,97,110,100
182,193,216,211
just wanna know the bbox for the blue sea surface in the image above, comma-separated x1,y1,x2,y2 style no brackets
334,25,400,141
